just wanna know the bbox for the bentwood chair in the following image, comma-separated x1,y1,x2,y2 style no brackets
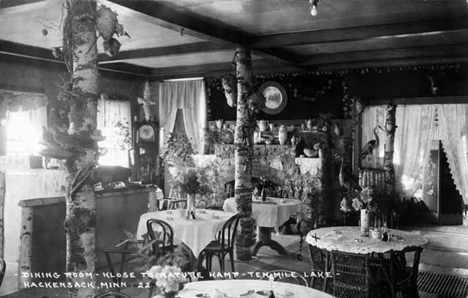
260,269,309,287
198,214,240,273
0,258,6,287
93,290,131,298
146,219,176,263
330,251,371,298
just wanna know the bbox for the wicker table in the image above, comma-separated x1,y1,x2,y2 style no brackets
305,226,429,298
305,226,429,254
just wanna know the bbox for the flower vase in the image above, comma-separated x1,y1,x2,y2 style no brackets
360,209,370,237
278,125,288,145
186,194,195,219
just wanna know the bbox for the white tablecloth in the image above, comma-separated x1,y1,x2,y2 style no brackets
305,226,429,255
136,209,236,256
223,197,302,228
178,279,336,298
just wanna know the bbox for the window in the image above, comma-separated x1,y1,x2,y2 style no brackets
6,107,46,156
97,99,132,167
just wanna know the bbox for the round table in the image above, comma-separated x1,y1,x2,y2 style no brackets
305,226,429,254
177,279,336,298
136,209,235,257
223,197,302,256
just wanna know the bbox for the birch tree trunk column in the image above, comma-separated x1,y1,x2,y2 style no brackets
63,1,99,297
383,103,397,226
234,48,255,261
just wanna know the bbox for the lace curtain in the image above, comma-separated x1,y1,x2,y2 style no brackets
438,104,468,204
97,99,131,167
393,105,436,197
158,79,207,152
361,105,436,197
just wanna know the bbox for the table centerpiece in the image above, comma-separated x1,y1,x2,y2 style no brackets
340,186,378,237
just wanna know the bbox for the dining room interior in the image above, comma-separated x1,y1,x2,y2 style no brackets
1,0,468,297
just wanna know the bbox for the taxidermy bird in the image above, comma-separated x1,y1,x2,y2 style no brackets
360,126,379,162
138,81,156,122
336,154,361,191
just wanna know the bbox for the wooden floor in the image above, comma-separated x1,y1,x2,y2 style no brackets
1,225,467,298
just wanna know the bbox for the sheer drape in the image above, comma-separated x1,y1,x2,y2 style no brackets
394,105,436,197
438,104,468,204
159,80,207,152
97,99,131,167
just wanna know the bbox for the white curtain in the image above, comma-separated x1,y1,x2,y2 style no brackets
438,104,468,204
361,105,436,197
159,80,207,152
394,105,436,197
97,99,131,167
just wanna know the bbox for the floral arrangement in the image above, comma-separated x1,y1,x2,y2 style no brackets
340,187,378,212
147,265,188,298
172,168,211,196
352,187,378,212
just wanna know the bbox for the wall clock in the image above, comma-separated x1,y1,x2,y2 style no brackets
137,123,156,143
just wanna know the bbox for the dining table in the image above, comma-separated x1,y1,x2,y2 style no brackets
223,197,302,256
177,279,336,298
136,208,236,257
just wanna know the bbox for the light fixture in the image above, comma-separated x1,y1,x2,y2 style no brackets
309,0,320,16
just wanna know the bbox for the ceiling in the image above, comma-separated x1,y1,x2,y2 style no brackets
1,0,468,80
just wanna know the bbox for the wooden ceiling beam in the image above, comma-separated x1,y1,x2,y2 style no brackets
250,16,468,49
0,0,44,10
0,40,151,77
301,44,468,66
315,56,468,71
149,60,301,81
104,0,302,67
98,42,232,64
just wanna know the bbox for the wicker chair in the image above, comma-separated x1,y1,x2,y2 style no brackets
389,246,423,298
260,269,309,287
330,251,371,298
307,244,330,290
198,214,240,273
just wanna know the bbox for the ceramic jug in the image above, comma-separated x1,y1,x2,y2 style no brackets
215,119,224,130
334,122,343,136
257,120,269,132
305,119,315,131
278,125,288,145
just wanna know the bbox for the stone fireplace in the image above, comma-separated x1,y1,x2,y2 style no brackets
194,131,334,227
